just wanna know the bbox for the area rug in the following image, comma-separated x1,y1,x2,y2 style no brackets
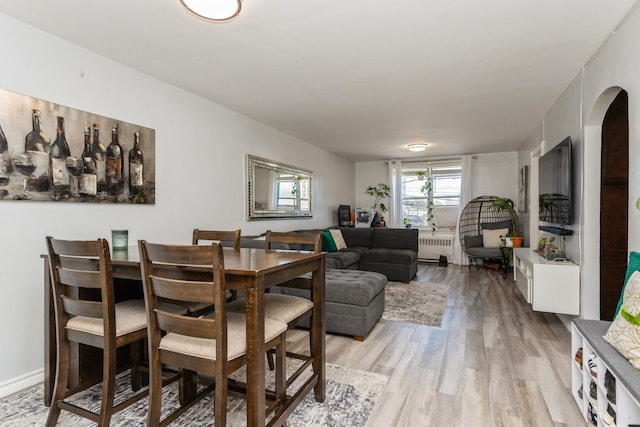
382,280,449,327
0,362,388,427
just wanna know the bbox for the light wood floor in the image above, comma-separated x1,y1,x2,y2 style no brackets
289,263,586,427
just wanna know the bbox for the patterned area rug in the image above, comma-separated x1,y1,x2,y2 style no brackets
382,280,449,327
0,362,388,427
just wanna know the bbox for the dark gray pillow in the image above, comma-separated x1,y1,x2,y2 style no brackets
464,235,483,248
481,220,513,234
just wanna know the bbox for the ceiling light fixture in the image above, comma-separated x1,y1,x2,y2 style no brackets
408,143,428,152
180,0,241,22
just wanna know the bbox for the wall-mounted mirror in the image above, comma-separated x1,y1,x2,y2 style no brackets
247,155,313,220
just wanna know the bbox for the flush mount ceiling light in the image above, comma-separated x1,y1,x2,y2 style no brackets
180,0,241,22
408,143,428,152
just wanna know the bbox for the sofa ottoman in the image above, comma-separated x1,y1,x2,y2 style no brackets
273,268,387,340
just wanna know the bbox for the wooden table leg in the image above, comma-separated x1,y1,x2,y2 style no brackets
246,277,266,427
312,258,326,402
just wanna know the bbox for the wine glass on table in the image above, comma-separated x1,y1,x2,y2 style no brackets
65,157,83,198
12,153,36,200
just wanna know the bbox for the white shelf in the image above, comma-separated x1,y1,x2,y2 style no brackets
572,321,640,426
512,247,580,315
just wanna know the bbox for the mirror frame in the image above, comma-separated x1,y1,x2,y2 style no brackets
247,154,313,220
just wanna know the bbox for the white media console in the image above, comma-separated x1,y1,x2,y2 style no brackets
512,247,580,315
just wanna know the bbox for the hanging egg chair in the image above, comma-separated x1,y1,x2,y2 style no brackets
458,195,518,277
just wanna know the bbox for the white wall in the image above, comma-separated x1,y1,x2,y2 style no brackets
0,13,354,393
468,152,518,202
522,3,640,319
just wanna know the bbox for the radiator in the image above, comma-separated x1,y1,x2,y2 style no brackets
418,233,454,262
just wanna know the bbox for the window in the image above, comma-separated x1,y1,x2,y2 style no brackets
276,173,310,211
401,160,462,230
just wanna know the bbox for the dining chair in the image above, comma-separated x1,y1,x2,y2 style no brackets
192,228,242,303
45,237,154,426
227,230,320,383
192,228,241,249
138,240,288,426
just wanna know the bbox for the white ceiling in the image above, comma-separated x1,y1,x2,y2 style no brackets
0,0,636,162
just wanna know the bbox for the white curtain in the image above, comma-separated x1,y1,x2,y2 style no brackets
453,154,473,265
387,160,403,228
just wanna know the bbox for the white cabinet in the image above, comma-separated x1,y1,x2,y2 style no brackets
512,248,580,315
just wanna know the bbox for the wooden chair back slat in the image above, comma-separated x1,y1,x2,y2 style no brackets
150,276,216,304
155,310,217,339
192,228,241,250
50,238,104,258
57,268,102,289
144,243,215,265
61,296,104,318
265,230,322,253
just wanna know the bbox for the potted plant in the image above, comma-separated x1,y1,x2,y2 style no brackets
508,231,523,248
491,196,520,238
365,183,391,213
403,218,412,229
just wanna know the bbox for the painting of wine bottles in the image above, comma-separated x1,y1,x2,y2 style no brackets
0,87,155,204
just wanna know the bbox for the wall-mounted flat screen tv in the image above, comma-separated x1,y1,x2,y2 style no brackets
538,136,573,225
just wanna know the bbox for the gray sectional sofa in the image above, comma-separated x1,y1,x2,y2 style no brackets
239,227,419,339
325,227,418,283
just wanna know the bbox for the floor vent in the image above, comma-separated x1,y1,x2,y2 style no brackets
418,233,454,262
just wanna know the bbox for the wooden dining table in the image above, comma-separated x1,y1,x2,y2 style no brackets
43,245,326,427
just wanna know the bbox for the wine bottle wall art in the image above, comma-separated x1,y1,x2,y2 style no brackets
0,87,155,204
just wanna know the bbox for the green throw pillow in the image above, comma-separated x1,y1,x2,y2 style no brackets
321,231,337,252
615,251,640,317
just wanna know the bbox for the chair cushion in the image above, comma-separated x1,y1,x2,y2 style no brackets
464,235,483,249
482,228,508,248
465,247,503,258
481,219,513,234
227,294,314,324
161,312,287,360
65,299,186,337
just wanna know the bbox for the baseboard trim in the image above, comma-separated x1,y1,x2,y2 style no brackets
0,369,44,398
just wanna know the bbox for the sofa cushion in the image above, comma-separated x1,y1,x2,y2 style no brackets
340,247,369,256
360,248,417,265
604,276,640,369
329,229,347,250
340,228,372,248
325,251,360,269
615,251,640,317
321,231,338,252
371,228,418,251
278,269,387,307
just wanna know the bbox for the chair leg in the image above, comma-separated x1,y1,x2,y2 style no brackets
130,340,142,391
98,347,117,426
275,335,286,403
214,372,227,426
266,349,276,371
146,352,163,427
46,339,70,427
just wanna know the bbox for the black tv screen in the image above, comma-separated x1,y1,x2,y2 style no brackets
539,136,572,225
